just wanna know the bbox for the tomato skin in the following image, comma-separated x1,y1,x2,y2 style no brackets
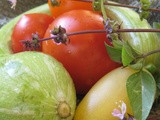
42,10,121,95
48,0,95,18
11,13,54,53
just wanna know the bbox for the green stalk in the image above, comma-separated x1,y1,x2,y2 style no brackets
100,0,107,21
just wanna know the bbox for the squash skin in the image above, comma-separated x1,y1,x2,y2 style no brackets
74,67,135,120
0,52,76,120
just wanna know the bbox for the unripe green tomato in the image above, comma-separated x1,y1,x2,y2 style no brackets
74,67,136,120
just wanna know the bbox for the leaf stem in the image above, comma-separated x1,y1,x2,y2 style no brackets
137,49,160,59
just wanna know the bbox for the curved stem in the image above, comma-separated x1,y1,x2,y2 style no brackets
137,49,160,59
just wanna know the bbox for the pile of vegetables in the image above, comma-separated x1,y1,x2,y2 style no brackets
0,0,160,120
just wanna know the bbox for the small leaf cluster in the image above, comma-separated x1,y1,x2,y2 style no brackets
139,0,151,20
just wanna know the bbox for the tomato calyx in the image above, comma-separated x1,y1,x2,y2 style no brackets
50,0,60,7
50,26,70,45
21,32,41,51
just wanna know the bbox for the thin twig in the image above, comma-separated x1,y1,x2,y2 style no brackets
79,0,160,12
104,2,160,13
67,30,105,36
38,28,160,42
115,29,160,33
67,29,160,36
137,49,160,59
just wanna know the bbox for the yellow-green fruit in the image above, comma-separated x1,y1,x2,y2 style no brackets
74,67,136,120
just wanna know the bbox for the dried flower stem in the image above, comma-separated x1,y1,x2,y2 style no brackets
37,28,160,42
104,2,160,13
21,28,160,57
115,29,160,33
80,0,160,12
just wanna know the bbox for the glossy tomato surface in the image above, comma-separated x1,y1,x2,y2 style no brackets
48,0,95,18
42,10,121,94
11,13,54,53
74,67,134,120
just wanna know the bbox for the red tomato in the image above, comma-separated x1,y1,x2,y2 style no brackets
42,10,121,95
11,13,54,53
48,0,95,18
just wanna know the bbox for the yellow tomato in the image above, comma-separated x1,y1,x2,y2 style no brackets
74,67,136,120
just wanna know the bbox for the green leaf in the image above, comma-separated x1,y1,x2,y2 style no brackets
139,11,150,20
105,43,121,62
122,42,135,66
112,37,123,50
126,70,156,120
140,0,151,10
153,22,160,38
129,59,143,70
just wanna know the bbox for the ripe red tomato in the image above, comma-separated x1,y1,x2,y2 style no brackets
42,10,121,95
48,0,95,18
11,13,54,53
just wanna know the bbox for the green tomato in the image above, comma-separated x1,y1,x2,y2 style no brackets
0,52,76,120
